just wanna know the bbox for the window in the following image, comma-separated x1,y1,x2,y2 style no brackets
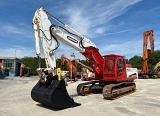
106,59,114,71
117,59,124,76
3,60,15,73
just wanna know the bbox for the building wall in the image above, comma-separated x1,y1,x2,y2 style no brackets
0,58,22,77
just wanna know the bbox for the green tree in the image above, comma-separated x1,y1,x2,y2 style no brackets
20,50,160,76
21,57,46,75
128,55,142,69
148,50,160,66
21,57,38,75
127,50,160,70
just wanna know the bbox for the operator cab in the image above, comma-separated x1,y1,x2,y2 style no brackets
103,54,137,82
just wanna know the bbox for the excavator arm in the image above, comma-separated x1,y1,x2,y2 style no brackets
32,7,58,75
32,7,104,79
142,30,154,73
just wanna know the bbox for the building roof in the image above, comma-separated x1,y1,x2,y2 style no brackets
0,56,17,60
0,56,22,63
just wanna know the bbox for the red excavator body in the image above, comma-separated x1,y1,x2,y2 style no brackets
77,47,137,99
103,54,136,82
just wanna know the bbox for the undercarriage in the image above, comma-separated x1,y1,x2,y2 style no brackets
77,81,136,100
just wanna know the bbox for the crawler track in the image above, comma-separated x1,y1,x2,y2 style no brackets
102,82,136,100
77,81,136,100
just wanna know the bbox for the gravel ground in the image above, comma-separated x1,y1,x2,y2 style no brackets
0,76,160,116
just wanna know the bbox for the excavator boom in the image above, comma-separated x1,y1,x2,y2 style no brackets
142,30,154,73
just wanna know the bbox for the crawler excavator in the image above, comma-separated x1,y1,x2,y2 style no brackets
61,54,78,82
70,52,93,72
70,52,94,80
61,53,94,81
31,7,138,109
139,30,160,79
154,61,160,76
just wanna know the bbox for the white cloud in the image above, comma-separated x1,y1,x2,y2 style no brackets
62,0,142,38
0,0,144,60
0,23,33,39
99,37,143,59
95,27,105,34
104,29,133,36
0,25,24,34
39,0,143,60
0,46,35,58
56,42,86,60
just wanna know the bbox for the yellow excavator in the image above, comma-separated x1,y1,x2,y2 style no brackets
154,61,160,75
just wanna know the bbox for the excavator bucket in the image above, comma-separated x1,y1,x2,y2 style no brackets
31,79,81,109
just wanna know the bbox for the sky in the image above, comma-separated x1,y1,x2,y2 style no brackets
0,0,160,61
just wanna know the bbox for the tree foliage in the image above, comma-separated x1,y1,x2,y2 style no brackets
127,50,160,69
21,50,160,75
128,55,142,69
21,57,46,75
20,57,89,75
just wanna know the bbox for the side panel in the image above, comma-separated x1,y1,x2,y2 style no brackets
103,55,116,81
126,68,138,79
103,55,136,82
